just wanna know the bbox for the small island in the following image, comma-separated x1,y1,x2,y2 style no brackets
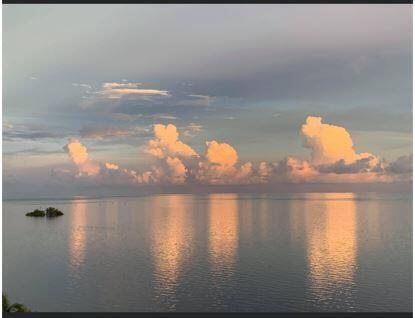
26,207,64,217
45,207,64,217
25,209,46,217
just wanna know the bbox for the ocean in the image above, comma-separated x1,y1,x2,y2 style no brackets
3,192,412,312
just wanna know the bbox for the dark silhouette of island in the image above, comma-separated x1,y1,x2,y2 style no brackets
26,207,64,217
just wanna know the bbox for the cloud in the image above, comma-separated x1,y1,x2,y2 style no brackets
78,83,219,134
256,156,392,184
388,154,413,174
175,94,212,107
72,83,92,90
205,140,238,166
79,82,171,111
62,131,197,187
317,155,384,174
3,147,63,156
98,82,169,99
273,157,319,183
145,124,199,159
80,81,214,122
253,116,409,184
187,123,203,132
62,138,156,185
195,140,255,184
152,114,179,120
105,162,119,170
183,123,203,137
102,82,142,89
63,138,100,176
141,124,200,184
111,113,143,122
165,156,187,184
99,165,149,185
301,116,377,165
58,117,411,188
3,123,64,141
143,125,254,185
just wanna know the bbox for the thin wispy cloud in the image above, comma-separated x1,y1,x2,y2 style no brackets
98,82,169,99
78,82,211,121
183,123,203,137
72,83,93,90
3,123,65,141
110,113,143,122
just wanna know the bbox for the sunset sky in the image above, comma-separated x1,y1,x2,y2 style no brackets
3,4,412,198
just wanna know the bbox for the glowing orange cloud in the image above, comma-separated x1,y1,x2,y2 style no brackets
64,138,89,165
196,140,255,184
60,118,411,186
301,116,377,165
105,162,119,170
165,156,187,184
205,140,238,167
64,138,100,176
146,124,199,159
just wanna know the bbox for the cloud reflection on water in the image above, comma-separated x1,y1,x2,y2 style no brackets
208,193,239,272
68,200,87,278
305,193,358,310
150,195,195,309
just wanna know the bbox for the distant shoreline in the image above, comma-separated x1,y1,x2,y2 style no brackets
3,182,412,202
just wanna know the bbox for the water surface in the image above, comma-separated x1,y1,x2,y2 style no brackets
3,193,412,312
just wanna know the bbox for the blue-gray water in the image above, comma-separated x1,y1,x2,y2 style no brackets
3,193,412,312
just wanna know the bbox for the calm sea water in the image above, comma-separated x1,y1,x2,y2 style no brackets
3,193,412,312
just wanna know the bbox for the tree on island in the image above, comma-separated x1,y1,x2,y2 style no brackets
2,294,30,313
45,207,64,217
25,209,45,217
25,207,64,217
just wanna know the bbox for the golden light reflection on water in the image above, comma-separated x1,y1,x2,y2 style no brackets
151,195,194,300
305,193,357,306
208,193,239,271
69,200,87,276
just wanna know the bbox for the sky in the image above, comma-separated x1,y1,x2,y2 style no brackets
3,4,413,198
